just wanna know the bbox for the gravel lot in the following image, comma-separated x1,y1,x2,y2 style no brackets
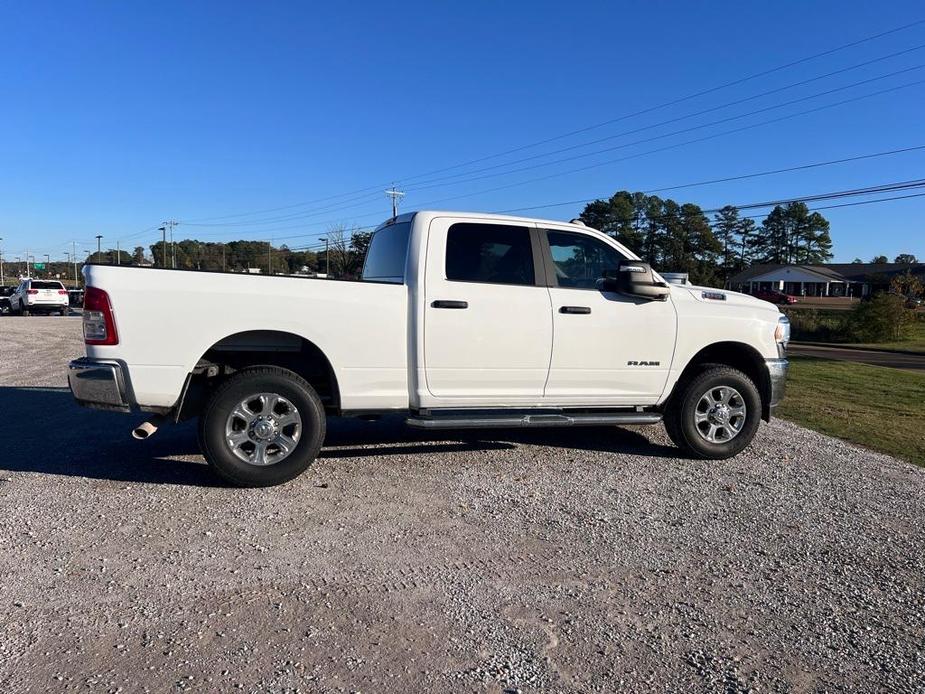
1,316,923,693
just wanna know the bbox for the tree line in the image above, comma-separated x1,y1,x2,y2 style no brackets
14,198,920,289
76,227,374,279
579,191,835,285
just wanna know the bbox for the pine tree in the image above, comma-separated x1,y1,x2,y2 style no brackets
713,206,740,281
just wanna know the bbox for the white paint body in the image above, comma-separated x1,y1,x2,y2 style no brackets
83,211,783,412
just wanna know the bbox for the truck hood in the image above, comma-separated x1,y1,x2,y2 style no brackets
679,284,780,314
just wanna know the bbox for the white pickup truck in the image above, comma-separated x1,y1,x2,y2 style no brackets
69,210,789,486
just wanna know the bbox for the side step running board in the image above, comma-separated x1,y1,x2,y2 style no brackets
406,412,662,430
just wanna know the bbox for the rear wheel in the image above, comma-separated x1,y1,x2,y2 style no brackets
21,305,30,316
197,366,326,487
664,366,761,459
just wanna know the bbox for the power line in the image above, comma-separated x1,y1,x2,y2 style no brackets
407,77,925,210
174,18,925,225
174,61,925,231
404,65,925,193
397,47,925,190
99,140,925,254
496,144,925,213
169,72,925,236
397,19,925,184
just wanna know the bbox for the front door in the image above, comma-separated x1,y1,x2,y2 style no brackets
423,218,552,401
541,228,677,405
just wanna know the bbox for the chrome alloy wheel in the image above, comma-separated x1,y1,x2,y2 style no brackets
694,385,747,443
224,392,302,466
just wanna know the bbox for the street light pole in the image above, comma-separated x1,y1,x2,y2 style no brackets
43,254,50,277
319,237,329,276
0,237,4,286
267,240,272,275
95,235,103,263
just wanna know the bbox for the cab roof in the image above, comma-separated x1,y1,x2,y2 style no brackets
379,210,598,232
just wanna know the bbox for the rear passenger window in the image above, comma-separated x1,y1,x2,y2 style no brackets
31,281,65,290
362,221,412,283
446,223,535,286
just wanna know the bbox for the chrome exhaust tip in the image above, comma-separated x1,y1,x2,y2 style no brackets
132,415,165,440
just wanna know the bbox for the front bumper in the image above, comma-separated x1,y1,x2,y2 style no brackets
765,358,789,410
68,358,131,412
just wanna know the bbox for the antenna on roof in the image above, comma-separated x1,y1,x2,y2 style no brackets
385,185,405,219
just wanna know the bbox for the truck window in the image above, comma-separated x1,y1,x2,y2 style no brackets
546,230,625,289
362,221,412,283
446,223,535,286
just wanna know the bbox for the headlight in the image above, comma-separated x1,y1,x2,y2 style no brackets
774,315,790,350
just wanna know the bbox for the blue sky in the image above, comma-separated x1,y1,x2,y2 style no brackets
1,0,923,264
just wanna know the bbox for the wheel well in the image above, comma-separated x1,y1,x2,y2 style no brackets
180,330,340,419
670,342,772,421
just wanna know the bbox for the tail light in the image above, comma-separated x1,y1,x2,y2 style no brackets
58,289,68,295
83,287,119,345
27,289,38,295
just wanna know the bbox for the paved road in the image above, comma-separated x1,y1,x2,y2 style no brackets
789,342,925,370
1,317,923,693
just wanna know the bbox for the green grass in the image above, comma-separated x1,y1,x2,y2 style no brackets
777,356,925,466
785,308,925,354
836,320,925,354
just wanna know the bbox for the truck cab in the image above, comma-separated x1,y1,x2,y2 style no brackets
69,211,789,486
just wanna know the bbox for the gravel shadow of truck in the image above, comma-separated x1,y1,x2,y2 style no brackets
0,387,677,486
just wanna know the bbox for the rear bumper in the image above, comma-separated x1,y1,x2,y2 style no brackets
68,358,131,412
765,358,789,411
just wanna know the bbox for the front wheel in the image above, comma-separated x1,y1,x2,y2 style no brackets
664,366,762,459
197,366,326,487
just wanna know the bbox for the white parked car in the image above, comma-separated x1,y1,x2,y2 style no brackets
68,211,789,486
10,278,70,315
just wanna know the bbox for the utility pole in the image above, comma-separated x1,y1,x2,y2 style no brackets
267,241,272,275
158,226,166,267
95,235,103,263
164,220,178,269
116,241,120,265
385,185,405,218
25,250,30,277
72,241,79,286
44,254,50,276
319,237,329,276
0,237,4,286
222,244,226,272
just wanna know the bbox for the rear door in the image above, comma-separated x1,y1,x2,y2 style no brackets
540,227,677,404
423,218,552,400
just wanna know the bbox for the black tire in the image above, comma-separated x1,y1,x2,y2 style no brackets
197,366,326,487
21,305,30,316
663,365,762,460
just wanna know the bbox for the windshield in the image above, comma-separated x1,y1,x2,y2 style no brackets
362,221,411,283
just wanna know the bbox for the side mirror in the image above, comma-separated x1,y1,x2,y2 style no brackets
604,260,670,301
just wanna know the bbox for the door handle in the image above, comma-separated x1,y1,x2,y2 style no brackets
559,305,591,314
432,300,468,309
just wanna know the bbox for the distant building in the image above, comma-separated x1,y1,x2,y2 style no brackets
727,263,925,298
